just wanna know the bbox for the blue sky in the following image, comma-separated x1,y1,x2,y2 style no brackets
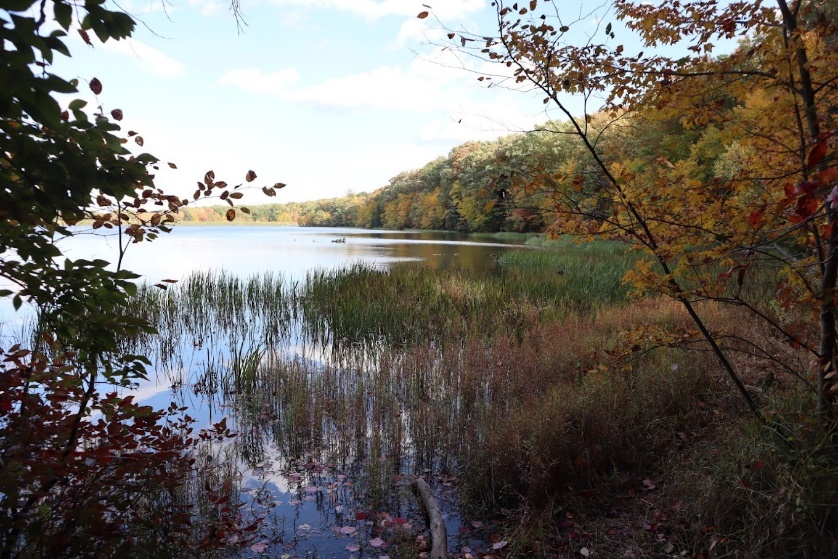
49,0,684,204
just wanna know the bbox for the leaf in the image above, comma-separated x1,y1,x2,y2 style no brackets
225,209,236,221
369,537,385,548
134,136,144,146
241,207,251,214
111,108,123,121
229,192,244,199
246,170,257,182
808,133,830,169
89,77,102,95
748,209,763,228
417,11,429,19
78,28,92,46
168,162,177,169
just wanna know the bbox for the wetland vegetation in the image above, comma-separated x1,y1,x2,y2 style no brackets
107,233,832,558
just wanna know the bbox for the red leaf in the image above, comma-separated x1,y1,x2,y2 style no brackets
807,133,829,169
815,165,838,185
795,194,819,219
111,108,123,121
90,77,102,95
246,170,257,182
748,209,763,228
78,28,92,46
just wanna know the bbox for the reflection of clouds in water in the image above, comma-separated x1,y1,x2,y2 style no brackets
129,378,174,403
241,468,292,496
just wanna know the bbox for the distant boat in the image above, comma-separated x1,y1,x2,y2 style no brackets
331,237,346,243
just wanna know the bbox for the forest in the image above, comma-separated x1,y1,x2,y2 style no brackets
180,110,766,234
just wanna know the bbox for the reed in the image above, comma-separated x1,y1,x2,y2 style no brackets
119,239,800,546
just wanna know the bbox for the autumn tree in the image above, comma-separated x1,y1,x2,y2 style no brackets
428,0,838,417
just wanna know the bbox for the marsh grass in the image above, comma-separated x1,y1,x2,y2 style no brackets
120,238,820,555
299,255,637,351
205,297,741,518
497,236,639,308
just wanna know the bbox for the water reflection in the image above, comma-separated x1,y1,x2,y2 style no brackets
5,226,534,557
55,226,525,283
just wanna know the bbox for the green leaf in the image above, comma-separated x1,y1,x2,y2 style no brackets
1,0,36,12
54,1,72,30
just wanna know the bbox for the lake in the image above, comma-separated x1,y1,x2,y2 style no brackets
56,225,526,284
4,225,534,558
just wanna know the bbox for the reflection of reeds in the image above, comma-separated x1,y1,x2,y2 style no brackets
124,245,741,518
219,298,727,517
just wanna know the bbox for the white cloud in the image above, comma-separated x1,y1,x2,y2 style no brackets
217,67,301,95
391,17,432,47
269,0,485,20
99,37,186,78
218,60,451,112
215,44,547,126
185,0,225,17
279,10,310,28
290,65,446,111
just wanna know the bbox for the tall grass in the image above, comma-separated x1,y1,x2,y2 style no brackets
299,254,636,351
118,237,825,555
497,236,639,307
219,298,739,516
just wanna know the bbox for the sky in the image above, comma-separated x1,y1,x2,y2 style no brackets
49,0,650,204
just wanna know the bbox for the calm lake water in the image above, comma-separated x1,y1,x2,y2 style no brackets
3,225,532,558
56,225,525,283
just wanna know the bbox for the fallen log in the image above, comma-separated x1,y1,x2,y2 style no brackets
411,477,447,559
